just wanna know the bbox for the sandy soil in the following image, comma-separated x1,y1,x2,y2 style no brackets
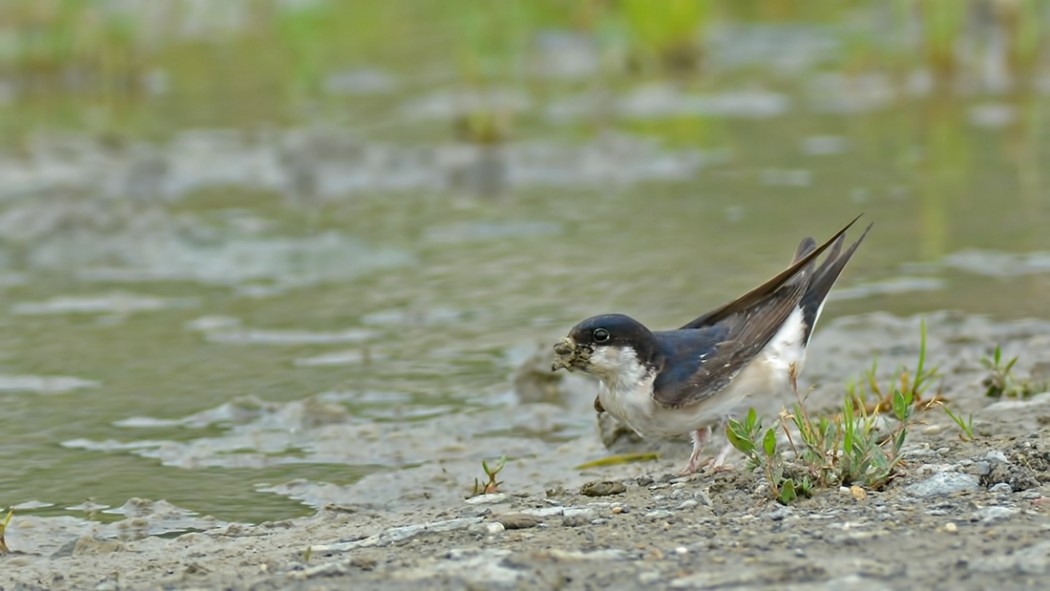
5,312,1050,591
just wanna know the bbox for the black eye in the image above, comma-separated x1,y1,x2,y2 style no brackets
592,328,610,343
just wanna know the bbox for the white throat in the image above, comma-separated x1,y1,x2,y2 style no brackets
586,345,662,436
587,345,652,392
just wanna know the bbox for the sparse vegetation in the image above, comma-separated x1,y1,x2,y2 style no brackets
470,455,507,497
728,319,945,504
942,405,975,441
726,408,810,504
981,345,1046,399
847,319,944,416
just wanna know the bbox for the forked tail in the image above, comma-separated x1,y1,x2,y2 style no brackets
798,221,873,343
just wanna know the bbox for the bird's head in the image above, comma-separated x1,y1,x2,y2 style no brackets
551,313,661,382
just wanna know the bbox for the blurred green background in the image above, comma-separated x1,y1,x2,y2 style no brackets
1,1,1047,139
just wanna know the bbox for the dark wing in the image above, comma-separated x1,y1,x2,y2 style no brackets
652,215,866,409
651,274,808,408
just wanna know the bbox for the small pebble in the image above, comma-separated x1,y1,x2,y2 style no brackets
645,510,673,520
486,522,506,535
850,485,867,501
519,506,565,518
675,546,689,555
676,500,698,510
943,522,958,533
905,472,980,498
494,513,542,530
580,481,627,497
988,482,1012,494
465,493,507,505
563,508,597,520
972,506,1018,524
765,506,794,521
984,450,1008,463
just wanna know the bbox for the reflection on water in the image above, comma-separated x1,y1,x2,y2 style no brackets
0,3,1048,526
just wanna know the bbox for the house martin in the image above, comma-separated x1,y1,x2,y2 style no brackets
552,216,872,474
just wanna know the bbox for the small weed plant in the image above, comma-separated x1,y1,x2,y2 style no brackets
981,345,1046,399
726,408,810,504
942,405,975,441
939,344,1049,442
470,455,507,497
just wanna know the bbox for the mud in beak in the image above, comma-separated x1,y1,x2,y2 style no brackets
551,337,586,372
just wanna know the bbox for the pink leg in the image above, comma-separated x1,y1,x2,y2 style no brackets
681,426,711,474
708,415,736,470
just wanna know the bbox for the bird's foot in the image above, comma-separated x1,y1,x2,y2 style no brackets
706,441,735,472
679,456,702,476
681,428,737,475
705,461,735,474
679,427,712,475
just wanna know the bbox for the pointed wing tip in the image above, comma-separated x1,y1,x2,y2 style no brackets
827,214,872,249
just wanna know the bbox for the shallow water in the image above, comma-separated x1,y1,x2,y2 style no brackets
1,8,1049,527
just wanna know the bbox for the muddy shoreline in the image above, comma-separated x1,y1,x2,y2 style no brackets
6,312,1050,591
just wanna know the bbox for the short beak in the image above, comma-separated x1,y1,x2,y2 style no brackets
551,337,577,372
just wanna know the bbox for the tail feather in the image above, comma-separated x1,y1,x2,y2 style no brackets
800,222,873,343
792,237,817,264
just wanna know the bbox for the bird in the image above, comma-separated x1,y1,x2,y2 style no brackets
551,215,872,475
